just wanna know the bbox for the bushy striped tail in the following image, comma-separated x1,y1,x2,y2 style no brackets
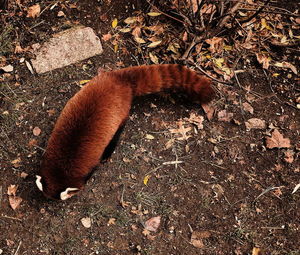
113,64,214,104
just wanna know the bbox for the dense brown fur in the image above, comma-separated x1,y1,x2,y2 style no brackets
38,64,214,199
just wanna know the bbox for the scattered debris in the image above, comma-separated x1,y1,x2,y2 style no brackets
217,110,233,122
245,118,266,130
190,230,211,248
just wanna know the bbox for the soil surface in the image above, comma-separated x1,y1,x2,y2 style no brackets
0,0,299,255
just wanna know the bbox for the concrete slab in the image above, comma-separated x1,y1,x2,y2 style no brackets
31,26,103,74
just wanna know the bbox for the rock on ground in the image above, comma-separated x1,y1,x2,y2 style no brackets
31,26,103,74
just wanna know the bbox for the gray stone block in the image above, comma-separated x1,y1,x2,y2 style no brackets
31,26,103,74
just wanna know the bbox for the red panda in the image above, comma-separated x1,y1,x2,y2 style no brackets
36,64,214,200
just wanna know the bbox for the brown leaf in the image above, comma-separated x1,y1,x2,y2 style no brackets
217,110,233,122
144,216,161,232
202,103,215,120
7,185,18,196
27,4,41,18
169,121,192,140
191,0,198,13
191,231,211,248
245,118,266,130
28,138,38,147
252,247,262,255
266,129,291,149
20,172,28,178
107,218,116,226
102,33,112,41
182,31,188,42
242,102,254,114
256,53,270,69
33,126,41,136
184,112,204,129
9,196,23,210
11,157,22,167
131,26,142,38
205,37,223,53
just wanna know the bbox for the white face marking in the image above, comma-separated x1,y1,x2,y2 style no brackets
36,175,43,191
60,187,79,200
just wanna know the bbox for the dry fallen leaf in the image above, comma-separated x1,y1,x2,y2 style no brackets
112,18,118,28
191,231,211,248
284,150,294,163
242,102,254,114
292,183,300,194
245,118,266,130
143,175,151,185
274,61,297,74
169,121,192,140
9,196,23,210
27,4,41,18
205,37,223,53
202,103,215,120
107,218,116,226
144,216,161,232
256,53,270,69
266,129,291,149
184,112,204,129
7,185,18,196
11,158,21,167
252,247,262,255
102,33,112,41
145,134,155,140
217,110,233,122
20,172,28,178
81,217,91,228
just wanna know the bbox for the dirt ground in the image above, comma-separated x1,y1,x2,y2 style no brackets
0,0,299,254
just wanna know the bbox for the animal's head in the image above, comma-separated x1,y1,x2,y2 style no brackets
35,173,84,200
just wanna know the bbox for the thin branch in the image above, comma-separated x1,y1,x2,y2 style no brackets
239,0,272,24
218,0,243,29
192,62,233,85
181,36,202,59
146,0,185,24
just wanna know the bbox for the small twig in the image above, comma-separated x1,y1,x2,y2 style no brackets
162,160,184,165
240,8,300,17
262,69,274,94
261,226,285,230
146,0,184,24
255,186,285,201
201,161,226,169
14,241,22,255
234,70,242,88
120,184,126,208
0,186,2,208
218,0,242,29
181,37,202,60
1,215,22,221
239,0,272,24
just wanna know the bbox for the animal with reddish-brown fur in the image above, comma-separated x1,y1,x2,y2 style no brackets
36,64,214,200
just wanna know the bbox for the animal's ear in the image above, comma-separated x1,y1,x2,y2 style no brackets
60,187,80,200
36,175,43,191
